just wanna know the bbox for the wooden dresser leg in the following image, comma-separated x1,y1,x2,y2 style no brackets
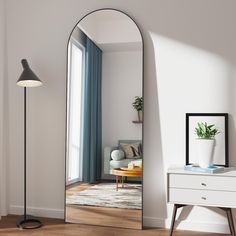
169,204,178,236
169,204,186,236
221,207,235,236
115,176,119,191
226,209,233,235
228,209,235,236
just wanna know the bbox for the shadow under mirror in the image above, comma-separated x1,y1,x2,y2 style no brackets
65,9,143,229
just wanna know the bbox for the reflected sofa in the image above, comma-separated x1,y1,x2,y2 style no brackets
103,140,142,175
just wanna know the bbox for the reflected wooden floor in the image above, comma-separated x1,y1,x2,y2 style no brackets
66,182,142,229
66,204,142,229
0,215,228,236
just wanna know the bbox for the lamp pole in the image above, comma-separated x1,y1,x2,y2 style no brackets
16,59,43,229
24,87,26,219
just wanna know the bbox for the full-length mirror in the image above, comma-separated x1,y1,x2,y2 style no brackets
65,9,143,229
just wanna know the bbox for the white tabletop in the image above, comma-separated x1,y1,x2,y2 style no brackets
167,166,236,177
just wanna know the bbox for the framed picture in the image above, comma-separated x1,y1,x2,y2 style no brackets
186,113,228,167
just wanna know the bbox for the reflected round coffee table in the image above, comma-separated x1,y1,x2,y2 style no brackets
111,167,142,191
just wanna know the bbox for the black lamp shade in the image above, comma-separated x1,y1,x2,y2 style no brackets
17,59,42,87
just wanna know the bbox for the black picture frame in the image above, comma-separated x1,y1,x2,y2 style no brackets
186,113,228,167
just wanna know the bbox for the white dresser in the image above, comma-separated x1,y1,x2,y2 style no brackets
167,167,236,236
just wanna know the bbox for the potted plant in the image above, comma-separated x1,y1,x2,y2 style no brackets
195,122,219,168
132,96,143,121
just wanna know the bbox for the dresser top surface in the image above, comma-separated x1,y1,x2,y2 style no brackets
168,167,236,177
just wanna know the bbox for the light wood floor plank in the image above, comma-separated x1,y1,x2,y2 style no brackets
0,215,228,236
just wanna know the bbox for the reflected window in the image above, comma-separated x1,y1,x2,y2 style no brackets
67,40,84,184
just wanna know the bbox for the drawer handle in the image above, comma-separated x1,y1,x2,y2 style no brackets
201,197,206,200
201,183,207,186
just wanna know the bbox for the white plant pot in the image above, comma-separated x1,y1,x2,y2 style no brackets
197,139,215,168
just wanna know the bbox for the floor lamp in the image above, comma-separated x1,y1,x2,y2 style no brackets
16,59,43,229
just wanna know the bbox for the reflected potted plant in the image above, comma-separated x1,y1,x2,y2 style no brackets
195,122,219,168
132,96,143,122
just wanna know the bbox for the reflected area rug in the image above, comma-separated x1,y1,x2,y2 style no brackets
66,183,142,210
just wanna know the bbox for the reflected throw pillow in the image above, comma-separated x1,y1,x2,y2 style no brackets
120,142,142,159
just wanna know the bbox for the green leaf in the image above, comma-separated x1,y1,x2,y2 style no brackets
195,122,219,139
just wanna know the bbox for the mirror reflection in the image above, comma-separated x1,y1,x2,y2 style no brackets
65,9,143,229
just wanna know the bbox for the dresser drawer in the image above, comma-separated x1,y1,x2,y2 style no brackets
169,188,236,207
169,174,236,192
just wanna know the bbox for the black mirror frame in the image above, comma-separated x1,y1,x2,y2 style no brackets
64,8,144,229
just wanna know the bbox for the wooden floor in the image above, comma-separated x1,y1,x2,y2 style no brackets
66,182,142,229
66,182,96,193
0,215,228,236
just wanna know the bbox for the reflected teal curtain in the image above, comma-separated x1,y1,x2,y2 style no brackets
82,36,102,183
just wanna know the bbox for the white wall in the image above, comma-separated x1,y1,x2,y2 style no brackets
0,0,4,218
3,0,236,233
79,10,142,46
102,50,142,150
0,0,7,217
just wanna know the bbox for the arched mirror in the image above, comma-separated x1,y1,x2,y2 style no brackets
65,9,143,229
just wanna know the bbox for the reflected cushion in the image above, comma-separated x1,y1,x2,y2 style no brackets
111,149,125,161
119,142,142,159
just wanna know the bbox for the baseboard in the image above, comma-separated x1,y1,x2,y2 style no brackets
143,216,166,228
143,216,230,234
9,205,64,219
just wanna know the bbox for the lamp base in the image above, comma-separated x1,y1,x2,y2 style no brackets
16,215,43,229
